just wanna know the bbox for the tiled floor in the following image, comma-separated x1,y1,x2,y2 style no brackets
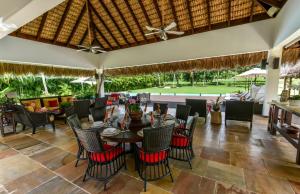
1,112,300,194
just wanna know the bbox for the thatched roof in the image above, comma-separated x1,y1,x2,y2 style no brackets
0,62,95,77
104,51,268,76
282,47,300,65
10,0,285,52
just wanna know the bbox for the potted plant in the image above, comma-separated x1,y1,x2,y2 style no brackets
59,101,72,112
210,97,222,124
289,95,300,106
128,103,143,120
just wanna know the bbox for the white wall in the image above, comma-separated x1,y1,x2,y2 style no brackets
273,0,300,47
0,36,99,69
98,19,275,69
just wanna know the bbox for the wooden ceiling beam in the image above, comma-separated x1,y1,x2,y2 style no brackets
89,2,121,48
92,19,113,50
153,0,162,25
53,0,73,43
257,0,283,8
124,0,147,42
66,3,86,47
186,0,194,33
205,0,211,30
79,28,88,45
97,0,130,45
249,0,255,22
169,0,179,30
37,12,48,40
137,0,158,41
111,0,138,43
227,0,231,26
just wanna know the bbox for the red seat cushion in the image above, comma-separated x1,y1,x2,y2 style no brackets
139,148,167,163
171,134,189,147
106,101,113,106
90,144,124,162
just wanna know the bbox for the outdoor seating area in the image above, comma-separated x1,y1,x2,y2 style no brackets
1,0,300,193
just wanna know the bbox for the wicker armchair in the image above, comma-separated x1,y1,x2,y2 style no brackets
12,105,55,134
75,127,125,190
170,114,201,169
89,102,106,122
175,104,191,130
73,99,91,120
225,100,254,129
153,103,168,115
185,99,207,122
135,123,174,192
66,114,87,167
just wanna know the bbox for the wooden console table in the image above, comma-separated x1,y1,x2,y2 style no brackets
268,101,300,164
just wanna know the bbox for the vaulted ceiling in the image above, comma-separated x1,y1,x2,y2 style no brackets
10,0,286,52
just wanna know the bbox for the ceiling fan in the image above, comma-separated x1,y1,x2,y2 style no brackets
76,0,106,54
145,0,184,41
145,21,184,41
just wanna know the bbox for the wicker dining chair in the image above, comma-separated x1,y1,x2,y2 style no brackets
135,123,175,192
66,114,87,167
170,114,200,169
153,103,168,115
75,127,125,190
175,104,191,130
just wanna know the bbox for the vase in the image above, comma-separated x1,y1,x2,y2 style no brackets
129,111,143,121
210,111,222,124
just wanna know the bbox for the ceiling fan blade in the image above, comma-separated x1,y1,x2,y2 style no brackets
164,21,177,31
145,26,159,31
91,46,102,49
77,48,89,52
93,48,107,53
145,32,160,36
166,30,185,35
77,45,89,49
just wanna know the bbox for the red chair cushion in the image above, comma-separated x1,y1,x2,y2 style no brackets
106,101,113,106
90,144,124,162
171,134,189,147
139,148,167,163
48,100,58,107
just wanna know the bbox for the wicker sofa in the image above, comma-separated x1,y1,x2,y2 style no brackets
12,105,55,134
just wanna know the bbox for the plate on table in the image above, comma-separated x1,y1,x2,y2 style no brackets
92,121,104,128
137,130,143,137
101,127,120,137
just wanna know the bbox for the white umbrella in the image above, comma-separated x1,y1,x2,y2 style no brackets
71,77,96,85
235,68,267,78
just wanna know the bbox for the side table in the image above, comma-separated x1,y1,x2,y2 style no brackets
0,110,17,136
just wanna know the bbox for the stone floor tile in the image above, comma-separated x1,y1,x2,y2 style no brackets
3,167,55,194
27,176,87,194
200,147,230,164
30,147,76,170
204,161,245,188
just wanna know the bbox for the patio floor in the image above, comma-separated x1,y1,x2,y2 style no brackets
0,112,300,194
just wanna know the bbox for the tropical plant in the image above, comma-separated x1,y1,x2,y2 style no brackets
59,101,72,109
128,103,141,113
212,97,222,112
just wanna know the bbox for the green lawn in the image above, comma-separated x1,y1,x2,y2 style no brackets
130,85,246,94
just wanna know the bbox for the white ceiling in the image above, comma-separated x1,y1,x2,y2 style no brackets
0,0,64,39
0,0,299,70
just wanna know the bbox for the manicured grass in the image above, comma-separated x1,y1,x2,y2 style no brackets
130,85,246,94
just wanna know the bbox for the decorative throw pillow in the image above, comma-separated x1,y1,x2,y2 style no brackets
48,100,58,107
25,106,35,112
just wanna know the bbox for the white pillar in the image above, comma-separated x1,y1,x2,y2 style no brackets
96,69,105,97
262,48,282,116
